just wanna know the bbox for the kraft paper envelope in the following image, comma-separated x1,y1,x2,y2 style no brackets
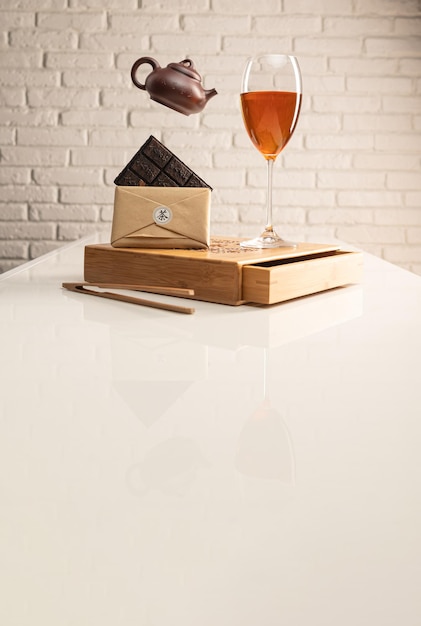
111,186,211,249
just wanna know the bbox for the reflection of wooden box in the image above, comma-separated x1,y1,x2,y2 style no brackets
84,237,363,306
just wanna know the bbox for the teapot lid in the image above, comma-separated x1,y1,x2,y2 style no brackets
167,59,201,80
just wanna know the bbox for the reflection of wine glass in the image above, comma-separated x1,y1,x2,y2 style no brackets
235,399,295,483
240,54,302,249
235,349,295,483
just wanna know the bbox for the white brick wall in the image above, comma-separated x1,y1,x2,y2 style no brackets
1,0,421,274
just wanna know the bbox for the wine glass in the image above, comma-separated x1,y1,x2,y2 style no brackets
240,54,302,248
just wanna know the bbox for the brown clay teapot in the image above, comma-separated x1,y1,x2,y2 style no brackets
131,57,217,116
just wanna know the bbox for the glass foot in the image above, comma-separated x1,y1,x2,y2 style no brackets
240,231,296,249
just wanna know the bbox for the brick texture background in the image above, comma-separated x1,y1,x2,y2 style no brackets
1,0,420,274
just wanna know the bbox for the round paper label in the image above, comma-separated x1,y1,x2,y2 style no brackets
153,205,173,225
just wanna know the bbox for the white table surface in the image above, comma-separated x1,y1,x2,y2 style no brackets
1,234,421,626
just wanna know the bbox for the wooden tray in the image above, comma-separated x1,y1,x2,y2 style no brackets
84,236,363,306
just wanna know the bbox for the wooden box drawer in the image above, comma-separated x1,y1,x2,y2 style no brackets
242,250,363,305
84,237,363,306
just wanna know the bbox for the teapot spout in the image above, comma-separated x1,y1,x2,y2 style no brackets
205,87,218,102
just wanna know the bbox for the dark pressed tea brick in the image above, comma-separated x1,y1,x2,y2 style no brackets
114,135,212,189
154,172,179,186
164,157,191,185
130,153,160,182
142,136,172,167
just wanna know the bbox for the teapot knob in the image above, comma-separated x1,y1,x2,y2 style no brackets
181,59,193,68
131,56,160,91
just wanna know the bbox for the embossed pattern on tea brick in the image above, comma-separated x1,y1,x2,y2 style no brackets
114,136,212,189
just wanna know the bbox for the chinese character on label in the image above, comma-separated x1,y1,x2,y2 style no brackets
153,206,173,225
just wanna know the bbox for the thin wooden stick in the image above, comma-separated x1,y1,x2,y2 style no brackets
62,283,195,314
64,282,194,297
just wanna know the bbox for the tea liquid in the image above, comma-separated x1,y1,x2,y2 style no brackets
240,90,301,159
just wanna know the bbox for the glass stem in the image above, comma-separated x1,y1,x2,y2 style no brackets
265,158,275,235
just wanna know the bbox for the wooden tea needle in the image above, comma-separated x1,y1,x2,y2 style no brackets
62,282,195,315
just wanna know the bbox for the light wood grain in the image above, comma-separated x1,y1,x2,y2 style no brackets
62,283,195,314
66,282,194,297
242,250,364,305
83,237,363,306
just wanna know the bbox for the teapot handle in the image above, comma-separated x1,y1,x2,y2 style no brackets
131,57,160,90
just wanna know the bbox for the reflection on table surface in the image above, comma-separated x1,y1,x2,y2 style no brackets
1,235,421,626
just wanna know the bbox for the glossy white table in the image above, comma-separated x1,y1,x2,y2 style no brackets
1,235,421,626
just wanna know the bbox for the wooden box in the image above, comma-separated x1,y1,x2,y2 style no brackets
84,237,363,306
